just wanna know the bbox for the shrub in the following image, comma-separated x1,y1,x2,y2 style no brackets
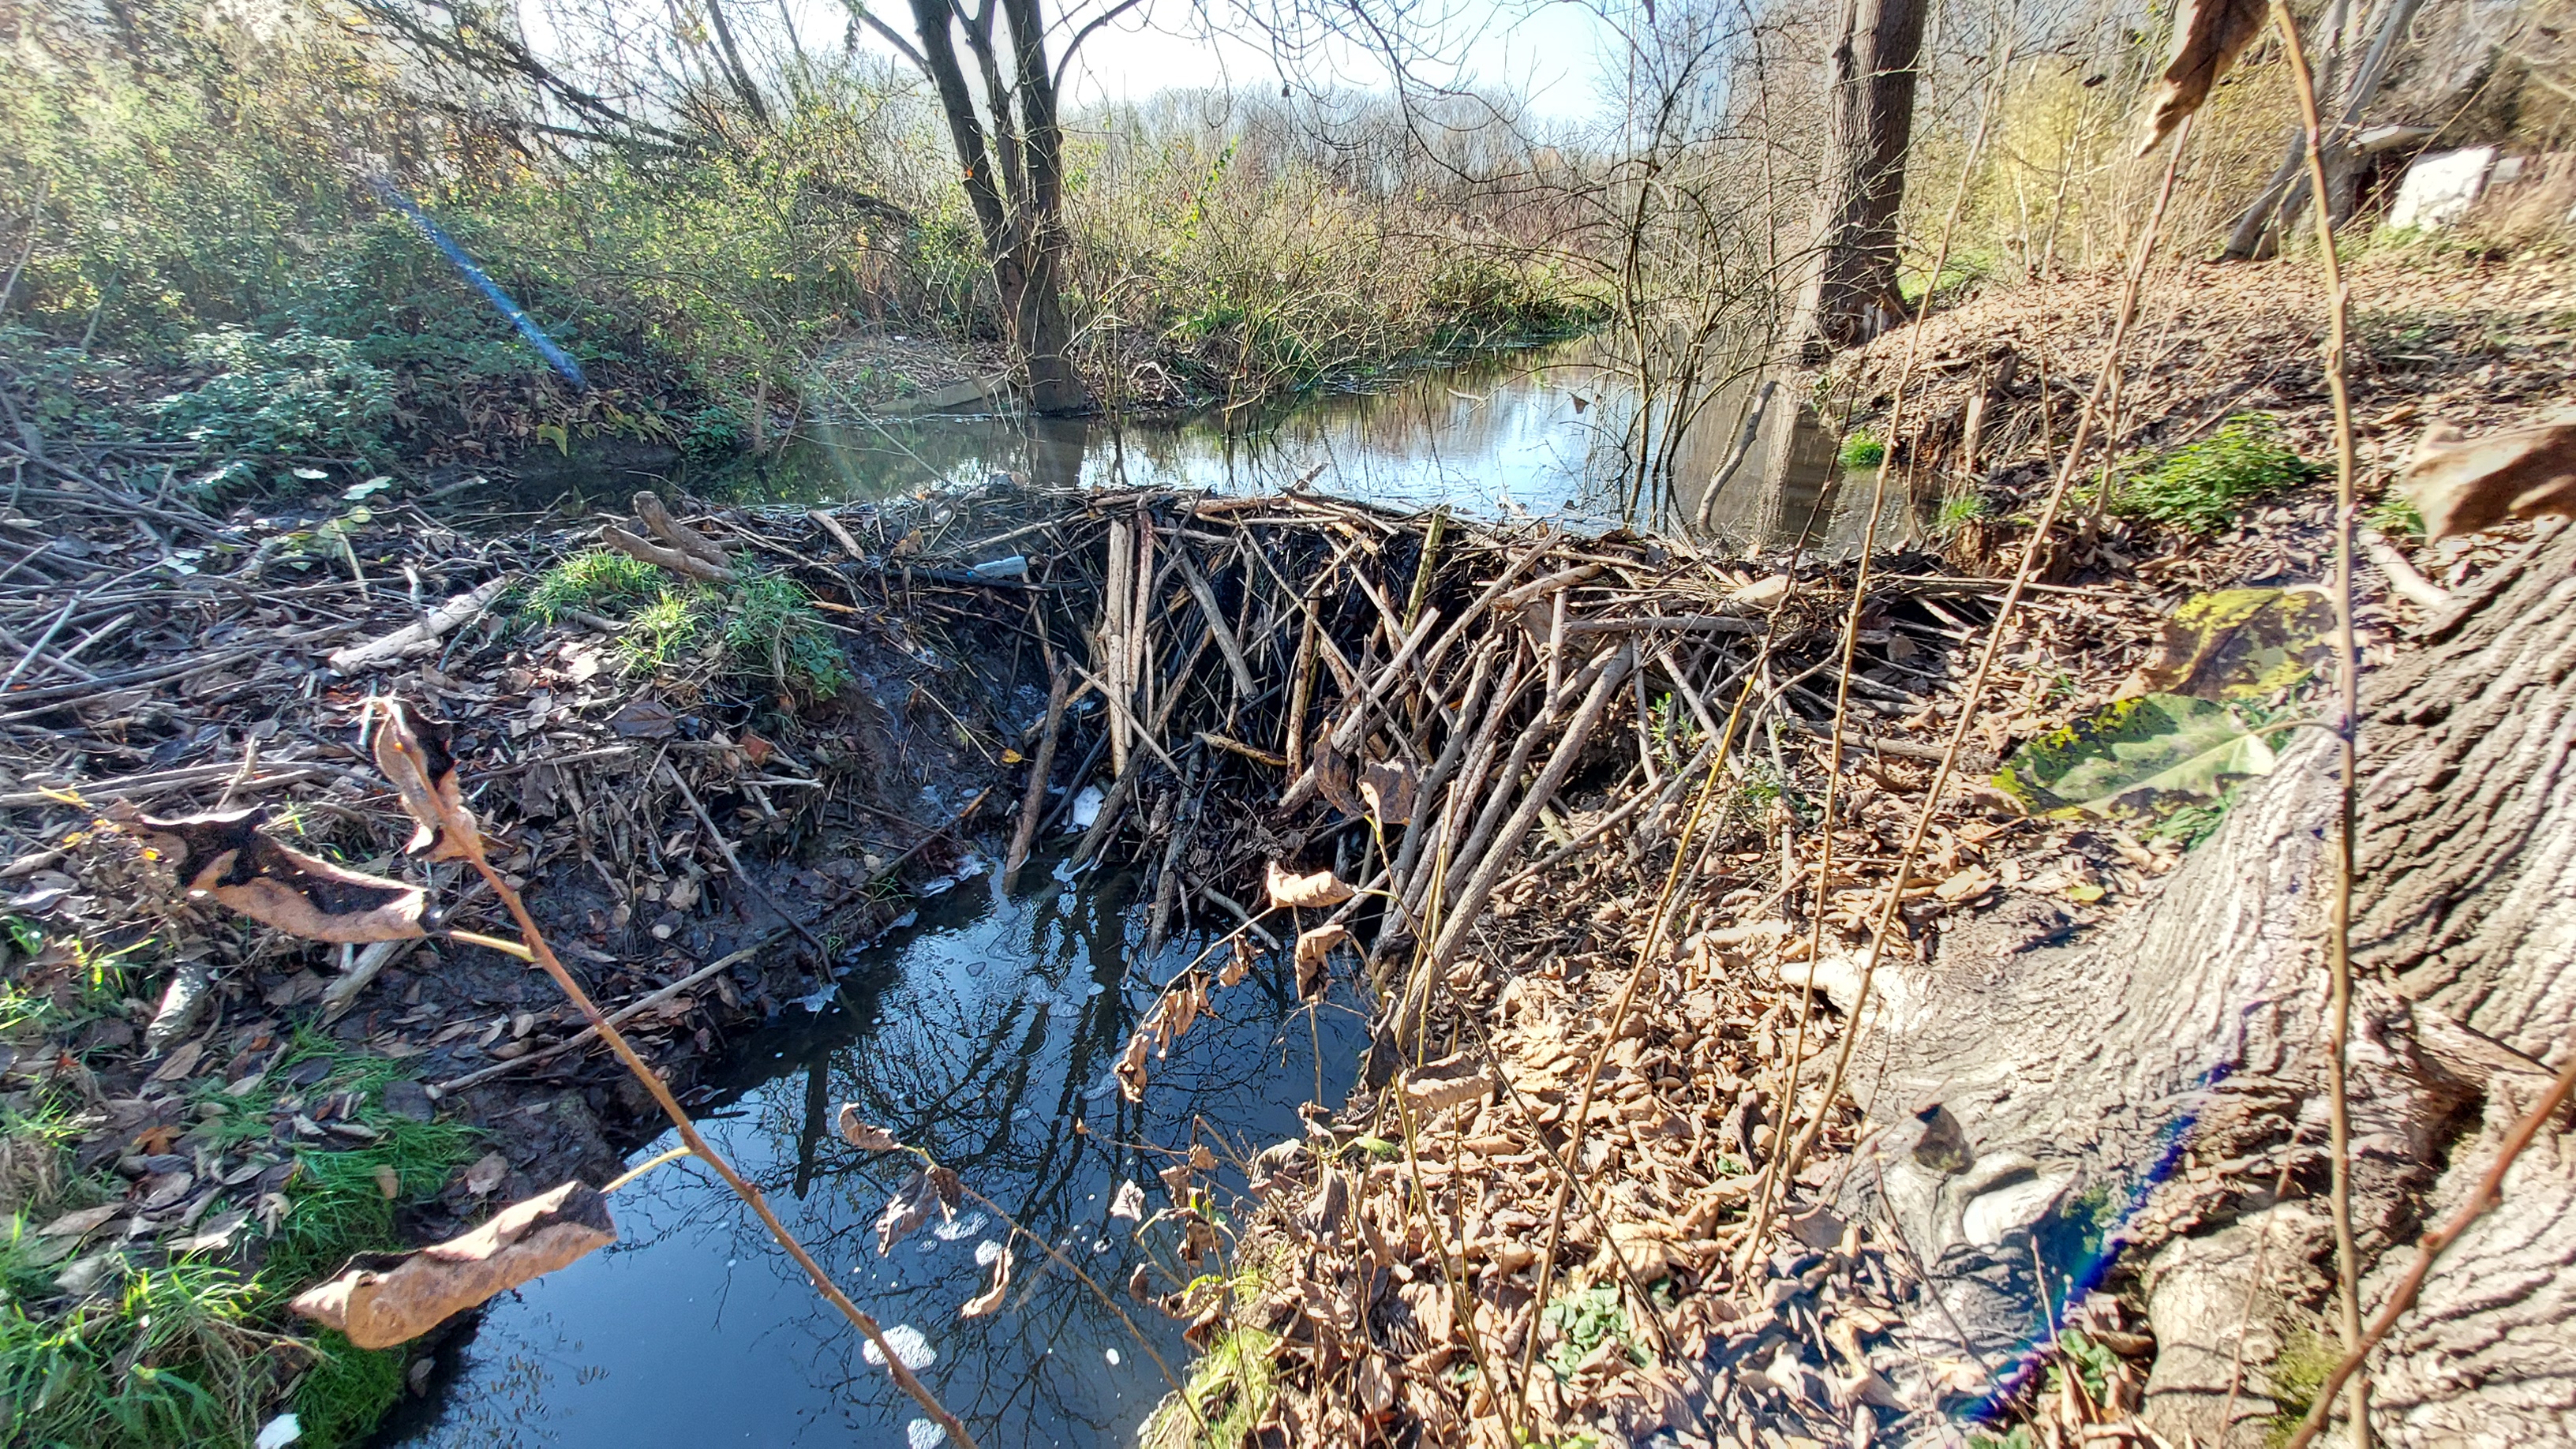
144,328,395,462
2107,416,2314,534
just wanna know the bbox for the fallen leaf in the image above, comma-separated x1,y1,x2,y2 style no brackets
1934,866,1997,903
144,1041,204,1085
1110,1180,1148,1221
1992,693,2278,823
2140,0,2264,153
1732,575,1791,608
1266,861,1353,909
1359,760,1418,825
365,699,480,861
289,1181,616,1349
2399,418,2576,540
874,1166,960,1255
1294,923,1350,1000
961,1236,1013,1318
609,698,679,739
111,806,429,945
837,1106,899,1151
174,1208,252,1256
37,1204,122,1237
460,1151,509,1197
1401,1052,1497,1114
373,1165,402,1200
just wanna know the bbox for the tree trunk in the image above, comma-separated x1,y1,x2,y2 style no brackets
1837,522,2576,1443
1795,0,1926,350
900,0,1090,416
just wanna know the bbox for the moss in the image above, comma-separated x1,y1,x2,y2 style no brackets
2263,1324,2340,1447
1839,432,1887,471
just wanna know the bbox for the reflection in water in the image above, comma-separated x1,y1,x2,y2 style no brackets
541,339,1905,550
392,856,1365,1448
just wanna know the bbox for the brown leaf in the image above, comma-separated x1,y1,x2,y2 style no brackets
2139,0,2265,154
961,1235,1013,1318
288,1181,616,1349
1267,861,1353,909
874,1166,960,1255
2399,419,2576,541
1400,1052,1498,1114
1115,1030,1152,1103
1315,744,1365,817
365,698,480,862
1294,923,1350,1001
1359,760,1418,825
610,698,679,739
1219,937,1252,988
37,1204,122,1237
113,806,429,945
459,1151,509,1197
836,1106,899,1151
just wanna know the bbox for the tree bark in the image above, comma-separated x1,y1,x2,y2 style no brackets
1837,522,2576,1443
1795,0,1926,350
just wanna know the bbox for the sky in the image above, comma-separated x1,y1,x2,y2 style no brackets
807,0,1627,126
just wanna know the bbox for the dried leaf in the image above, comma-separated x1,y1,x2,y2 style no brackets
961,1236,1013,1318
1315,743,1366,817
1267,861,1353,909
112,806,429,945
1359,760,1418,825
288,1181,616,1349
1115,1030,1152,1103
1934,866,1998,903
1294,923,1350,1001
1400,1052,1497,1114
37,1204,121,1237
365,698,480,862
609,698,679,739
459,1151,509,1197
144,1041,204,1085
2400,419,2576,541
837,1106,900,1151
2140,0,2265,154
874,1166,960,1255
1110,1180,1148,1221
1219,937,1252,988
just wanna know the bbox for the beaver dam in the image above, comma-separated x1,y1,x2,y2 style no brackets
6,254,2576,1449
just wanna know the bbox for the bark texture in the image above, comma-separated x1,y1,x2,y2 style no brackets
1839,522,2576,1443
1797,0,1926,350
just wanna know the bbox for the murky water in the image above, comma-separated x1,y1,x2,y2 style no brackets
533,339,1907,549
386,856,1365,1448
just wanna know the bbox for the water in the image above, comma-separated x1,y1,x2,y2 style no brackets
534,339,1902,548
388,857,1365,1448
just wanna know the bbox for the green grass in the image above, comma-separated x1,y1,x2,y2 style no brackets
1839,432,1887,471
1939,492,1994,533
2102,417,2316,534
2368,491,2424,541
526,553,850,702
521,549,665,624
0,1019,476,1449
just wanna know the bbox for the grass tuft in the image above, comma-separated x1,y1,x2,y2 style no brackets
521,550,666,624
1839,432,1887,471
2104,417,2315,534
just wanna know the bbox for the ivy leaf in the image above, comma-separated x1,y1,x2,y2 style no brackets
2140,589,2335,700
1993,694,2278,823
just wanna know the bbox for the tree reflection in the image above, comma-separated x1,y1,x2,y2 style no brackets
402,852,1361,1448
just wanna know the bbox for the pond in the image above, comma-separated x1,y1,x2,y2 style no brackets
530,339,1905,550
384,853,1367,1448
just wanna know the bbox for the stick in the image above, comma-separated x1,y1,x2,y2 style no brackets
327,575,513,673
1002,659,1070,891
2274,5,2371,1439
433,937,780,1094
660,760,829,955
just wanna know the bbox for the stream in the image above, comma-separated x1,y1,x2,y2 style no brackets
384,855,1365,1447
528,338,1898,548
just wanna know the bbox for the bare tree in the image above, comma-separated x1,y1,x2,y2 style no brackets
846,0,1108,412
1796,0,1926,348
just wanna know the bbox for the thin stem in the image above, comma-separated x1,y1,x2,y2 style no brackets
455,851,980,1447
2274,1,2371,1441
